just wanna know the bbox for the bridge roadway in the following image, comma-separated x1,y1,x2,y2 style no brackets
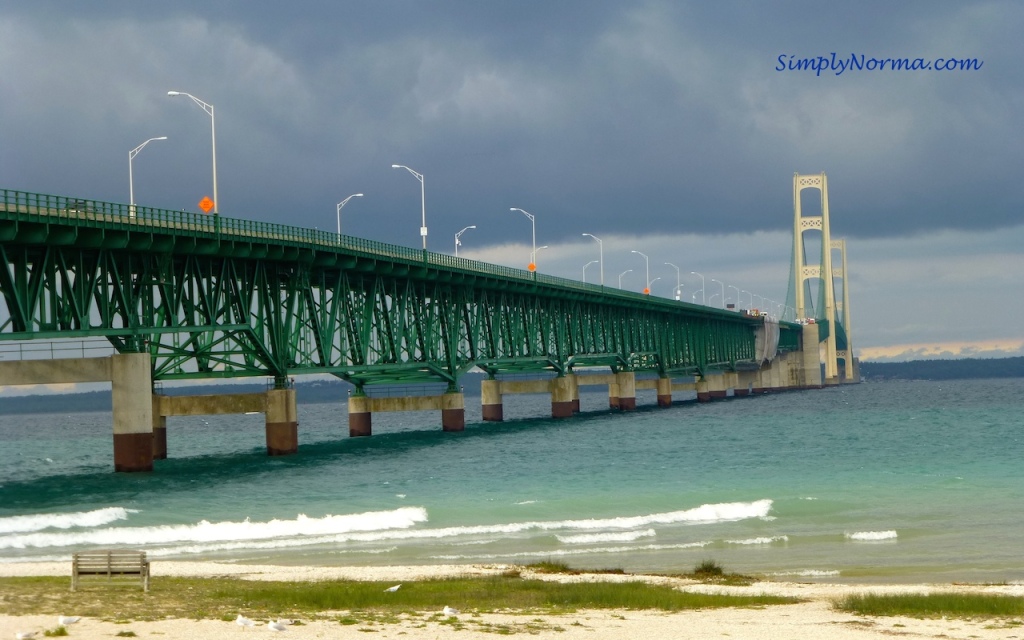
0,189,823,472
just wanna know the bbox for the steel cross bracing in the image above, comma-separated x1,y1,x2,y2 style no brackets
0,189,799,389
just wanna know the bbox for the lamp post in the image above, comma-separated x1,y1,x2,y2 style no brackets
455,225,476,256
167,91,217,214
631,250,650,294
618,269,633,289
691,271,706,305
692,289,703,303
335,193,363,235
742,290,754,309
128,136,167,218
392,164,427,249
665,262,681,300
510,207,537,271
647,276,661,295
582,233,603,285
711,278,726,308
728,285,740,310
673,284,685,300
534,245,549,265
583,260,598,283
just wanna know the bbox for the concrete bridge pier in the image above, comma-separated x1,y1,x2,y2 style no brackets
348,393,373,436
151,406,167,460
349,390,466,436
112,353,155,473
615,372,637,410
265,387,298,455
481,379,503,421
656,377,672,407
733,371,754,397
551,375,575,418
801,323,824,389
697,373,727,402
608,379,620,409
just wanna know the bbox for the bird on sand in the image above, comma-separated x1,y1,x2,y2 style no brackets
15,631,38,640
57,616,80,625
267,620,288,632
442,606,460,616
235,614,256,628
384,584,402,592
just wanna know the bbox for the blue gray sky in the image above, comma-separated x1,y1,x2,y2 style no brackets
1,1,1022,362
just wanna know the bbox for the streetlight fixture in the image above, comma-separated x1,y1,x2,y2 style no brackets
647,276,661,295
728,285,740,310
691,271,706,305
392,164,427,249
673,284,685,300
167,91,217,214
631,250,650,294
665,262,681,300
455,225,476,257
742,289,754,309
618,269,633,289
583,260,598,283
510,207,537,271
711,278,726,308
336,193,363,235
128,136,167,218
692,289,703,303
582,233,603,285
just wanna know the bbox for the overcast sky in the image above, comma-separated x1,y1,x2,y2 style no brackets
1,1,1022,363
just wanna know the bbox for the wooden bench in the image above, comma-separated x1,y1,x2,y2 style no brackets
71,550,150,592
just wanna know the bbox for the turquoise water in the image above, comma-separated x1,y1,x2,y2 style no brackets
1,378,1023,584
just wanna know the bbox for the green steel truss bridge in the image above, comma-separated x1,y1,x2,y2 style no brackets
0,189,801,392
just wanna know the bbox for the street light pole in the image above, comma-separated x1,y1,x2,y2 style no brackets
691,271,706,305
711,278,726,309
392,165,427,249
582,233,603,285
728,285,740,310
665,262,681,300
583,260,598,283
336,193,363,235
128,136,167,218
648,276,661,294
510,208,536,271
618,269,633,289
167,91,217,214
455,225,476,257
631,250,650,294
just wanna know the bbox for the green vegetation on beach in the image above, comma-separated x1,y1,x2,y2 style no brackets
0,570,797,623
835,592,1024,618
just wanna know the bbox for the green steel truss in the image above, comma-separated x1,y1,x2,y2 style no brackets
0,189,800,389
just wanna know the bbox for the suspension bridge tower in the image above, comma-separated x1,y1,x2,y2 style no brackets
790,172,858,385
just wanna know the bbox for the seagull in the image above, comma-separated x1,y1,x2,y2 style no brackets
274,619,295,626
384,584,402,592
235,614,256,628
267,620,288,632
57,616,80,625
15,632,37,640
442,606,460,616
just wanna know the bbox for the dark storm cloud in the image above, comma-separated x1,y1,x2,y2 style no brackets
0,1,1020,247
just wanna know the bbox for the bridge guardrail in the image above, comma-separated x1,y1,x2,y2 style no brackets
0,188,792,325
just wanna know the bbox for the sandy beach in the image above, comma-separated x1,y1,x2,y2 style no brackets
3,561,1024,639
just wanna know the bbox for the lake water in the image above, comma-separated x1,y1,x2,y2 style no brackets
2,378,1022,584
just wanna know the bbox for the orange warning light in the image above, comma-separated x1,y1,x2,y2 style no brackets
527,263,536,272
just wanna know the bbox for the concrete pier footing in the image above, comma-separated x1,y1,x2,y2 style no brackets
348,392,466,435
111,353,155,472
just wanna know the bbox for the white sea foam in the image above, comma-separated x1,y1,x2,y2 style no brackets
770,569,841,577
430,541,713,560
0,507,428,550
557,529,656,545
725,535,788,545
846,530,897,541
0,507,137,534
0,500,771,557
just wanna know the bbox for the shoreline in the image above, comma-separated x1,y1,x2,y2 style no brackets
4,561,1024,639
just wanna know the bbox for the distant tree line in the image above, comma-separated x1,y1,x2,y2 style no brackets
859,356,1024,380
